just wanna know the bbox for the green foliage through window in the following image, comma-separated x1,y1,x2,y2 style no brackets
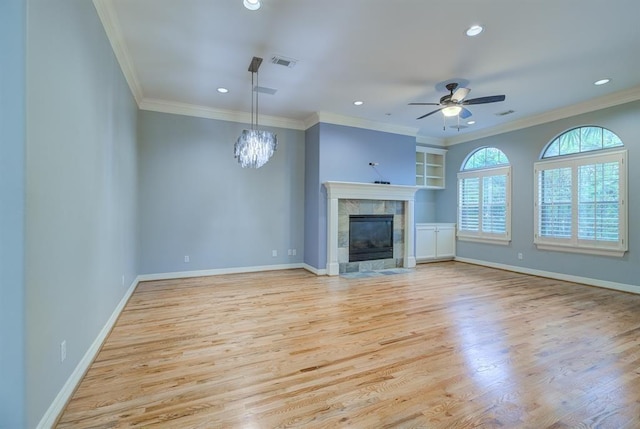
542,126,622,159
462,147,509,170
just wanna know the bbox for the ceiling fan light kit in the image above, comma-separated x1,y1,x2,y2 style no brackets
442,105,462,117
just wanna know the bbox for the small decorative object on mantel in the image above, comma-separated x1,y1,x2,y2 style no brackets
233,56,277,168
369,162,390,184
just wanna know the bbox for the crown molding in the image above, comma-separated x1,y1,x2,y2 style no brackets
444,85,640,146
304,111,420,137
93,0,143,104
139,98,307,130
303,112,322,129
416,135,445,147
93,1,639,145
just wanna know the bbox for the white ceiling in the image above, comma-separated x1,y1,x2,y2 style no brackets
98,0,640,144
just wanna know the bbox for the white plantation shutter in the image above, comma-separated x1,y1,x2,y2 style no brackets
534,150,627,257
459,177,479,232
482,175,507,234
457,166,511,243
538,167,572,239
578,162,619,242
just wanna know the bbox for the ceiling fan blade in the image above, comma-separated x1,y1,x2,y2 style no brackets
451,87,470,102
459,107,472,119
462,95,506,105
409,102,440,106
417,108,443,120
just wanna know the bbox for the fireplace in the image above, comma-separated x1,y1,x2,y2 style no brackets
349,215,394,262
324,181,418,276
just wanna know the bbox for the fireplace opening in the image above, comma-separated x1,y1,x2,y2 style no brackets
349,214,394,262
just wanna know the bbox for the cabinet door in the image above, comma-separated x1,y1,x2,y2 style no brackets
416,226,437,259
435,226,455,258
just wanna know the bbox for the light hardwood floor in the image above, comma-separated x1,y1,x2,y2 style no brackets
56,262,640,428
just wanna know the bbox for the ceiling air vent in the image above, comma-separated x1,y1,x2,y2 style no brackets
271,55,297,68
495,109,515,116
254,86,277,95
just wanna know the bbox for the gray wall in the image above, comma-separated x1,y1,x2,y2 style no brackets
0,0,26,427
137,111,305,274
436,100,640,287
304,123,416,270
25,1,139,427
415,189,437,223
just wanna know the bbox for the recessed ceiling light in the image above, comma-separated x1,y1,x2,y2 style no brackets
467,120,476,125
217,87,229,93
243,0,260,10
353,100,364,106
594,78,611,86
466,25,484,37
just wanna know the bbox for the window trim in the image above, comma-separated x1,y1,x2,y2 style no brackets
534,149,627,257
457,165,512,245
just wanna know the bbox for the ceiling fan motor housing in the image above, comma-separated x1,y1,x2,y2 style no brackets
445,82,459,92
440,94,453,105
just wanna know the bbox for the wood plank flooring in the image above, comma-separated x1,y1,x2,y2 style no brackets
56,262,640,428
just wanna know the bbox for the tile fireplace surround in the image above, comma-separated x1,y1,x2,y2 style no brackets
324,181,419,276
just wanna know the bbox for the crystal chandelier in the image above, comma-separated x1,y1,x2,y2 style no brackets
234,56,277,168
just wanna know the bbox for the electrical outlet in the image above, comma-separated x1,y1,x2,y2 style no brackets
60,340,67,363
121,275,125,287
292,249,297,256
184,255,190,263
288,249,292,256
272,250,277,257
517,252,523,260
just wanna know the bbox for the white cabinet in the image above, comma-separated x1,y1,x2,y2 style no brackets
416,223,456,261
416,147,447,189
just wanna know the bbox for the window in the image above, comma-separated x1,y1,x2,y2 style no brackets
535,127,627,257
457,147,511,244
542,126,623,158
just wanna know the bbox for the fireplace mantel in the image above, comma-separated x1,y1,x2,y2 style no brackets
324,181,419,201
324,181,419,276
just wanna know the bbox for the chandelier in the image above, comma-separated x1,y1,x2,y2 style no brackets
234,56,277,168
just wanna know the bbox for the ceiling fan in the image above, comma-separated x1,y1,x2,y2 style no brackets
410,82,506,120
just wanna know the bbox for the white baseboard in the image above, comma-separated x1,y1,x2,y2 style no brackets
302,263,326,276
37,277,140,429
455,257,639,295
137,263,305,282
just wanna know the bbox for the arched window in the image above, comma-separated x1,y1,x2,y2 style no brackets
458,147,511,244
462,146,509,170
542,126,623,158
535,126,627,256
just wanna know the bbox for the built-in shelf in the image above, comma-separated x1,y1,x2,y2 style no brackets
416,147,447,189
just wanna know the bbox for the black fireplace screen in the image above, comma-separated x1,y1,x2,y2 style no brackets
349,214,393,262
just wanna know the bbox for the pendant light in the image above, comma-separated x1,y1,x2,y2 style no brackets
234,57,277,168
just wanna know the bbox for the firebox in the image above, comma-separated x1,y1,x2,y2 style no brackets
348,214,394,262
